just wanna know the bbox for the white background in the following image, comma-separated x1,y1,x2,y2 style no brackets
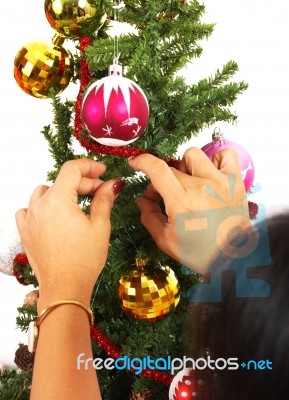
1,0,289,367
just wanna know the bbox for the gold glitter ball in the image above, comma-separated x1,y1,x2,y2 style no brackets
44,0,106,38
14,36,74,99
118,262,180,322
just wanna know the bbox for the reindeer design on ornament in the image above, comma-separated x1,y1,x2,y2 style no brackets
121,117,139,126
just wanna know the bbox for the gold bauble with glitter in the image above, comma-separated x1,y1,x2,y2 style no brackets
118,259,180,322
14,35,74,99
44,0,106,38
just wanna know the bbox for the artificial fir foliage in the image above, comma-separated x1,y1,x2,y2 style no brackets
0,369,32,400
1,0,249,398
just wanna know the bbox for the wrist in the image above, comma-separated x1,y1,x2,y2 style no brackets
28,299,94,356
37,300,94,327
37,287,92,314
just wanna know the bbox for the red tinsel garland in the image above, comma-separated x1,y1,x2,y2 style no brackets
90,325,173,386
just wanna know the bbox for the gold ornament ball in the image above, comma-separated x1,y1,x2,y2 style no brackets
44,0,107,38
118,261,180,322
14,37,74,99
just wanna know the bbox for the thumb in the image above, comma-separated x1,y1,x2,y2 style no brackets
89,179,125,223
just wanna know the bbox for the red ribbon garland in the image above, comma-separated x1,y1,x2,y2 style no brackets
90,325,173,386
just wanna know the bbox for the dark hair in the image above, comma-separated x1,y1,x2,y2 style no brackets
78,8,85,16
184,212,289,399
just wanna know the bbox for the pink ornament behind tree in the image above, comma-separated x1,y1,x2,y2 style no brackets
201,129,255,192
81,71,149,146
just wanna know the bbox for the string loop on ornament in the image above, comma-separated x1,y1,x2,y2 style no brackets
111,1,126,68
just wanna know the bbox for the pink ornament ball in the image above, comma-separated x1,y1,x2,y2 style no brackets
202,139,255,192
81,75,149,146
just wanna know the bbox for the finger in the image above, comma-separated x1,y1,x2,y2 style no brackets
179,147,221,179
169,167,200,188
143,182,162,202
77,177,105,196
54,159,106,195
28,185,50,207
212,148,242,175
89,179,125,224
129,154,185,202
136,197,167,240
212,148,246,201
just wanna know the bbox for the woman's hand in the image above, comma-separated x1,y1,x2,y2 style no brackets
129,147,249,274
16,158,124,308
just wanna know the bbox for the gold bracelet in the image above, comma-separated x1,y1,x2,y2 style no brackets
36,300,94,327
28,300,94,354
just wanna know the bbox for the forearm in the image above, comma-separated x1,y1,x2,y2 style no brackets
31,303,101,400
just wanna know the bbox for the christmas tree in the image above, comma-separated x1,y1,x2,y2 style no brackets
0,0,249,398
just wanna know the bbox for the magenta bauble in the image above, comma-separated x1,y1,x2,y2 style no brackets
81,75,149,146
201,135,255,192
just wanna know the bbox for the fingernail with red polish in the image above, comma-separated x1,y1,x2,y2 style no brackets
112,180,126,196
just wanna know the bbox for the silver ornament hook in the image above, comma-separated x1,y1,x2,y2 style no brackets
212,127,226,145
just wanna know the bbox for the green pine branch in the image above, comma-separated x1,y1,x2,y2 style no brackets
41,97,77,182
0,369,32,400
16,304,37,333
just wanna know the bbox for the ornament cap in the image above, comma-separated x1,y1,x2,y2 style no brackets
135,258,148,268
212,127,226,146
52,33,65,47
108,61,123,76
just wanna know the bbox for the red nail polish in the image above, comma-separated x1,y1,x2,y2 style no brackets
112,180,126,196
